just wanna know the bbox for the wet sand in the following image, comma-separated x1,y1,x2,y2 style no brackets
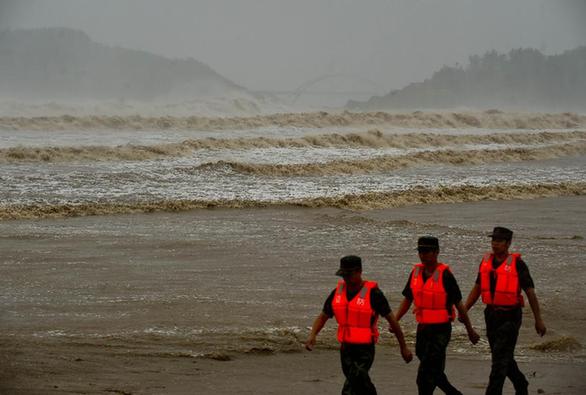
1,346,584,394
1,196,585,394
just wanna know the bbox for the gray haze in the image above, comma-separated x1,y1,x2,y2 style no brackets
1,0,585,95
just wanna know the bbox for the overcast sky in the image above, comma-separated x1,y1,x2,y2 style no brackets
1,0,585,93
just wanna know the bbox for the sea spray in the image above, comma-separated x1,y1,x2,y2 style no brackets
1,110,584,131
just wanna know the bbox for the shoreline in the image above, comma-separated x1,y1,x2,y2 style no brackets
1,345,584,394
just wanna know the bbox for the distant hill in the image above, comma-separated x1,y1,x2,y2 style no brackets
348,47,586,112
0,27,246,101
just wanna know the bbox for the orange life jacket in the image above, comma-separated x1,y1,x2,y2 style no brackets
332,280,379,344
479,252,525,307
410,263,455,324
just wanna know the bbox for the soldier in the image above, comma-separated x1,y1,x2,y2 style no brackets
464,226,546,395
305,255,413,394
394,236,480,395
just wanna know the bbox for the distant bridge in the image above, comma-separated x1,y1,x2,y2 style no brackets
258,73,386,104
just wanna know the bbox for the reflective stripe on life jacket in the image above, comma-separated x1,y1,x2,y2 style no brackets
479,252,524,307
410,263,455,324
332,280,379,344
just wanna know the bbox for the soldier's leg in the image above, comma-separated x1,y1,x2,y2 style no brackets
340,345,353,395
436,375,463,395
485,315,507,394
437,369,463,395
485,310,522,395
430,325,463,395
508,359,529,395
415,325,437,395
506,313,528,395
340,343,377,395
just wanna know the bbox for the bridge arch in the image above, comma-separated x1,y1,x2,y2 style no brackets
290,73,385,104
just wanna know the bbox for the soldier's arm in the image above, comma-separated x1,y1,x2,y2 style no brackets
525,287,546,336
394,297,412,322
455,301,480,344
383,313,413,363
305,312,329,351
464,283,481,311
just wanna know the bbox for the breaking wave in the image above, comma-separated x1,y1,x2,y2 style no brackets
1,129,585,163
0,96,289,118
2,326,309,361
530,336,582,352
2,182,584,220
199,142,586,176
1,110,584,131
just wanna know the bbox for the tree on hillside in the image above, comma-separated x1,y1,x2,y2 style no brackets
350,47,586,112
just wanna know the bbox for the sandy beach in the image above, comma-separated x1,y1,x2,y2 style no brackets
2,345,585,394
1,196,584,394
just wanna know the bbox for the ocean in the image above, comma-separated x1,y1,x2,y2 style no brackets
0,110,585,367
